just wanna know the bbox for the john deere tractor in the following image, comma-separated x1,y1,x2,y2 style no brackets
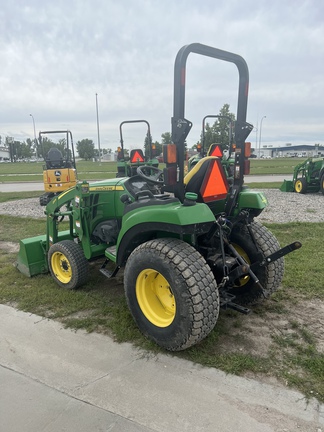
116,119,159,178
39,130,78,206
280,157,324,194
188,114,233,171
16,43,301,351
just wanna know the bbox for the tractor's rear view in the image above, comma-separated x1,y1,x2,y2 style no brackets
16,43,302,351
116,120,159,177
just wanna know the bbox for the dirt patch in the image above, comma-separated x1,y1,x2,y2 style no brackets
218,295,324,354
0,241,19,253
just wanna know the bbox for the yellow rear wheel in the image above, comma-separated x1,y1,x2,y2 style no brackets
136,269,176,327
231,243,250,287
124,238,219,351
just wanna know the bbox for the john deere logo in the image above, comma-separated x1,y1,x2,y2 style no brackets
55,170,61,176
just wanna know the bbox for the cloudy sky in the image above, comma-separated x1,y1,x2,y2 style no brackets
0,0,323,153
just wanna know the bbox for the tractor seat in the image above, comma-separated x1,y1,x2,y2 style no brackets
46,148,64,169
184,156,229,203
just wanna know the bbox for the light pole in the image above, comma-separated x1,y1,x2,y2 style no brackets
95,93,101,164
29,114,38,160
259,115,266,158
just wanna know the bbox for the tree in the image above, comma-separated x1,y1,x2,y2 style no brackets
77,139,95,160
161,132,171,145
201,104,236,152
38,137,57,159
20,140,33,159
144,133,163,158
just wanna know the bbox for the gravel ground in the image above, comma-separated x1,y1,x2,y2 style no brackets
0,189,323,223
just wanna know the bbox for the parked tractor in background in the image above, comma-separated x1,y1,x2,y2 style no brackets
16,43,301,351
188,114,233,171
280,157,324,194
39,130,78,206
116,120,159,178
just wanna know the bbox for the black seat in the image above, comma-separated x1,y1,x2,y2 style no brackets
46,148,64,169
184,156,229,203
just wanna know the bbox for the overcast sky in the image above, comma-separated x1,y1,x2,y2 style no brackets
0,0,323,152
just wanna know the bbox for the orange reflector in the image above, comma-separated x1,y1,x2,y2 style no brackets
163,144,177,164
244,142,251,158
208,144,223,157
130,150,144,163
200,159,229,202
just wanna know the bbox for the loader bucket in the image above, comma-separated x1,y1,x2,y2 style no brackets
15,235,48,277
279,180,294,192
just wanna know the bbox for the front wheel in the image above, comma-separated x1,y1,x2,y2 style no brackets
48,240,89,289
294,178,307,194
124,238,219,351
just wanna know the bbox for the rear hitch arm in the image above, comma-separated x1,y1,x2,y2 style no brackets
251,241,302,270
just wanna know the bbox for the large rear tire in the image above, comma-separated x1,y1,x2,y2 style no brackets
48,240,89,289
228,221,284,305
124,238,219,351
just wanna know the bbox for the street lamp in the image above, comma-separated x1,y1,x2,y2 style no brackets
29,114,38,160
259,115,266,158
95,93,101,164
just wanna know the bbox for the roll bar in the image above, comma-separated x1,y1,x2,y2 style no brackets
119,120,152,160
170,43,253,201
38,130,75,168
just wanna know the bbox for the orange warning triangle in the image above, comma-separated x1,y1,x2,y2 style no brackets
200,159,229,202
209,145,223,157
131,150,144,163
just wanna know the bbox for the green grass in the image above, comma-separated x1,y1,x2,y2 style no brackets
0,158,303,182
0,160,118,182
249,158,306,175
0,191,41,203
0,212,323,402
246,182,282,189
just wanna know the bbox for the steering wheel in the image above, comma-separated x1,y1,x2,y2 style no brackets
136,165,164,185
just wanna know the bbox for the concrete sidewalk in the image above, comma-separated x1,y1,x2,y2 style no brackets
0,304,323,432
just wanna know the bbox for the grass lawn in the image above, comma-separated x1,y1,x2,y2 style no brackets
0,157,305,182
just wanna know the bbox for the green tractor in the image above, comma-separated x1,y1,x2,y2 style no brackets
188,114,233,171
16,43,301,351
280,157,324,194
116,119,159,178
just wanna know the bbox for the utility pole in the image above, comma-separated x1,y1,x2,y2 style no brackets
29,114,38,160
259,116,266,158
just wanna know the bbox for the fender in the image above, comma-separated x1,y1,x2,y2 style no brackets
115,200,216,265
